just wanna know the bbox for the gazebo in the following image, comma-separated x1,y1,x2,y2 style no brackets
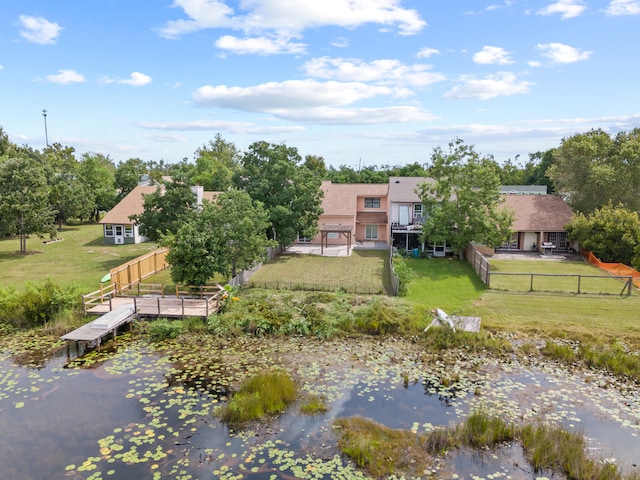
319,224,353,255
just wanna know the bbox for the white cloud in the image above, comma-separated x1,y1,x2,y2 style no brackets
537,42,592,63
192,79,400,111
444,72,532,100
137,119,305,135
159,0,426,42
118,72,152,86
417,47,440,58
277,106,436,124
331,37,350,48
19,15,63,44
215,34,306,54
473,46,512,65
303,57,446,87
528,60,542,67
45,69,85,84
606,0,640,15
0,65,4,71
537,0,586,19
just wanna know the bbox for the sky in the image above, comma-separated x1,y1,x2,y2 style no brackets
1,1,639,169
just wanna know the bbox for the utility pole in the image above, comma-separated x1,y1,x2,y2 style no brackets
42,109,49,146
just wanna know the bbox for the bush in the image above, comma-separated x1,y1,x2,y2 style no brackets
0,280,79,329
392,256,414,296
354,299,404,335
148,319,183,341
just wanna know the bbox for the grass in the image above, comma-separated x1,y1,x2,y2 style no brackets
0,223,160,292
402,257,488,315
248,250,391,294
219,370,298,427
335,412,635,480
299,394,328,415
489,259,633,295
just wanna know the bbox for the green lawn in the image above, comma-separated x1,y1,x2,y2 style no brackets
248,250,391,294
0,223,160,292
402,257,640,348
489,259,631,295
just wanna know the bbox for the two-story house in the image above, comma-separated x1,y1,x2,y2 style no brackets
299,181,389,249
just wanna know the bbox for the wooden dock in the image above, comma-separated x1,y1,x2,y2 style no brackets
62,303,137,347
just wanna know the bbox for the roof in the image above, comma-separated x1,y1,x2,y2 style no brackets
320,224,354,232
100,185,158,225
320,181,388,216
357,212,388,224
100,185,220,225
388,176,433,202
502,194,574,232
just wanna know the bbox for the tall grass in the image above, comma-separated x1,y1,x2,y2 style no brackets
335,412,634,480
220,370,297,426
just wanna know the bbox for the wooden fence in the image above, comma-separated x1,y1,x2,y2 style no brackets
466,243,491,285
110,248,169,293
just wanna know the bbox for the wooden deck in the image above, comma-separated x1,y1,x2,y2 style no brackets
86,295,221,318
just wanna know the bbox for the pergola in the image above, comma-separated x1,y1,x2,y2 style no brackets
319,224,353,255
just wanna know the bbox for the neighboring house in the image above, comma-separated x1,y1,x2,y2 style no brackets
388,176,438,253
499,185,547,195
500,194,575,252
100,185,216,244
299,181,389,247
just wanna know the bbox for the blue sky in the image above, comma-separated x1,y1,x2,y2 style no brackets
1,1,639,168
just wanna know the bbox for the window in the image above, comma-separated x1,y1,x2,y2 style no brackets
413,204,423,216
365,224,378,240
104,224,114,237
297,235,311,243
548,232,568,250
327,232,339,239
502,232,518,249
124,226,133,238
364,197,380,208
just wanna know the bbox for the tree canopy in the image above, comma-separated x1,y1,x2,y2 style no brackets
233,141,323,247
566,203,640,268
417,139,513,259
131,181,197,242
164,189,273,286
0,157,57,252
548,128,640,214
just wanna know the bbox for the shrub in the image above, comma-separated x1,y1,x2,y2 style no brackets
0,280,79,329
354,299,403,335
148,319,183,341
392,256,415,296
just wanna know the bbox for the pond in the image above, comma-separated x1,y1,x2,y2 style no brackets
0,332,638,479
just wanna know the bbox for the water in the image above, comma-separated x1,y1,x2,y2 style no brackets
0,336,638,479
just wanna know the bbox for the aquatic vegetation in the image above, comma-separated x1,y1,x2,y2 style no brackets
542,339,640,383
148,319,184,341
219,370,298,427
455,410,516,447
299,393,328,415
334,415,431,478
520,423,626,480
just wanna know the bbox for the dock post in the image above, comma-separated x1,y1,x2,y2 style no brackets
182,298,185,318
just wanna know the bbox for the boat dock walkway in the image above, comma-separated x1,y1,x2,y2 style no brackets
61,303,137,348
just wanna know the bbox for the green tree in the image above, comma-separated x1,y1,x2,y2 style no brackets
0,157,57,253
191,134,240,191
524,150,555,192
78,152,116,222
50,176,94,227
165,189,273,285
131,181,197,242
417,139,513,260
548,128,640,214
566,203,640,267
115,158,146,201
233,141,323,247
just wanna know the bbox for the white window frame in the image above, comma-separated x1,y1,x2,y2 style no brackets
124,226,134,238
413,203,423,216
104,224,114,237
